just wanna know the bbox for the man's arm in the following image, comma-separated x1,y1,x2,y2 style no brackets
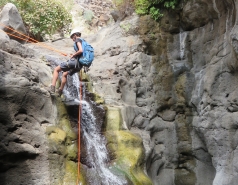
71,41,83,58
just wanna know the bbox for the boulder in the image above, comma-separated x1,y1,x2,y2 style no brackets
0,29,9,41
0,3,27,44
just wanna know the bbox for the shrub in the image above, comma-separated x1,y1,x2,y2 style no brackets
0,0,72,39
113,0,182,20
83,9,94,24
135,0,180,20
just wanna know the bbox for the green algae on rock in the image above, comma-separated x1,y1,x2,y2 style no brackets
105,106,152,185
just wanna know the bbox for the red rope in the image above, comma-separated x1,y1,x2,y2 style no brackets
0,22,67,56
77,71,82,185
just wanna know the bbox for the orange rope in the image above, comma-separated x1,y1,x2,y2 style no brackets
77,71,82,185
0,22,67,56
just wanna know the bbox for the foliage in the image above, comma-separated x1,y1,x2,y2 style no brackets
113,0,181,20
149,6,162,20
83,9,94,24
120,22,131,32
0,0,72,38
135,0,180,20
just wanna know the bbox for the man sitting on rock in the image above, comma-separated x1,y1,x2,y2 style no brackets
48,29,83,96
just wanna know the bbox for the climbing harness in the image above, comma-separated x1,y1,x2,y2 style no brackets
0,22,67,56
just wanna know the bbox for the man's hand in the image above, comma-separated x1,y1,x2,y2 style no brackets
67,53,74,58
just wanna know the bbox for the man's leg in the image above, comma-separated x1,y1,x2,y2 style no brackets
47,65,62,93
52,65,62,86
59,71,68,90
56,71,68,97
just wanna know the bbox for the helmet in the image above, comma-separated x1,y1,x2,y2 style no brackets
70,29,81,38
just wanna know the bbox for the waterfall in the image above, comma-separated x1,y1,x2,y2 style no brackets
179,27,187,60
80,100,125,185
46,56,125,184
64,73,126,185
212,0,220,17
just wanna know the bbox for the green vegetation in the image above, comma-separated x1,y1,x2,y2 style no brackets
113,0,182,20
0,0,72,39
105,107,153,185
135,0,180,20
83,9,94,24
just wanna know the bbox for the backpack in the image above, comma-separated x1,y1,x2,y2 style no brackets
74,38,94,67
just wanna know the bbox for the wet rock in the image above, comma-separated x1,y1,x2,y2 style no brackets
105,106,152,185
87,0,238,184
180,0,218,31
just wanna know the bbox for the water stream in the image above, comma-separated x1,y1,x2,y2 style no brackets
46,56,125,184
68,75,125,185
179,27,187,60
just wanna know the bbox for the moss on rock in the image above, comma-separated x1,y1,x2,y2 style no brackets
46,126,66,144
104,106,122,131
59,117,77,142
93,93,105,104
105,106,152,185
62,161,78,185
67,143,78,161
46,96,87,185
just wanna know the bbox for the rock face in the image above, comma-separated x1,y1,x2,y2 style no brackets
0,3,27,44
71,0,114,35
0,8,78,183
2,0,238,185
0,3,150,185
86,0,238,184
0,37,53,185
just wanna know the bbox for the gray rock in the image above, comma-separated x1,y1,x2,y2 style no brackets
0,36,69,184
87,0,238,184
0,3,27,44
2,0,238,184
0,29,9,41
158,110,177,121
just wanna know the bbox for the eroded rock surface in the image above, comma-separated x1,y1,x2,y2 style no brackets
2,0,238,185
87,0,238,185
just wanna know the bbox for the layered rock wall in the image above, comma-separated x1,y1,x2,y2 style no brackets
87,0,238,184
2,0,238,185
0,6,79,183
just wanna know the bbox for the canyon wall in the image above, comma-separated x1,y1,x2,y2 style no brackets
1,0,238,185
87,0,238,184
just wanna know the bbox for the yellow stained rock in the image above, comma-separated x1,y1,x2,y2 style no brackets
47,126,66,144
105,106,153,185
105,106,122,131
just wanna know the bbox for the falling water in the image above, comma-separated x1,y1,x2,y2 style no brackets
67,75,125,185
212,0,220,17
80,100,125,185
46,56,126,184
179,27,187,60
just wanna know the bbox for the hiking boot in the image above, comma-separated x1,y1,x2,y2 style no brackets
47,85,55,94
57,89,63,97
